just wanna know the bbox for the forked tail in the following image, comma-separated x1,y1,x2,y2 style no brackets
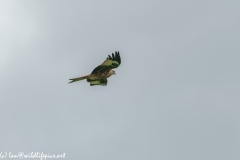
69,75,90,83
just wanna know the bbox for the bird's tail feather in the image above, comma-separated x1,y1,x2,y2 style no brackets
69,75,90,83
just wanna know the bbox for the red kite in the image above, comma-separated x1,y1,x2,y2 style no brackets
69,51,121,86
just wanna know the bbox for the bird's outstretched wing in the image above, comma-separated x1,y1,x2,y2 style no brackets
91,51,121,74
88,78,108,86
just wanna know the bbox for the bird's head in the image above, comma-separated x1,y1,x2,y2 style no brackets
110,70,116,75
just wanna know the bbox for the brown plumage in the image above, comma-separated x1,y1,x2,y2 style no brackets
69,52,121,86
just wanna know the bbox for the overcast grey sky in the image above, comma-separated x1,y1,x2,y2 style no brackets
0,0,240,159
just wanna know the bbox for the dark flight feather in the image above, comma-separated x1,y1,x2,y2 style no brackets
91,51,121,74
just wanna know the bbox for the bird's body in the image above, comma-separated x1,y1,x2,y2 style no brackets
69,52,121,86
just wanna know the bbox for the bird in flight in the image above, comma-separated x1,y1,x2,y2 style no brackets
69,51,121,86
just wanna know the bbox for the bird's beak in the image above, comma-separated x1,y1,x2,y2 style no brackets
114,73,116,75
